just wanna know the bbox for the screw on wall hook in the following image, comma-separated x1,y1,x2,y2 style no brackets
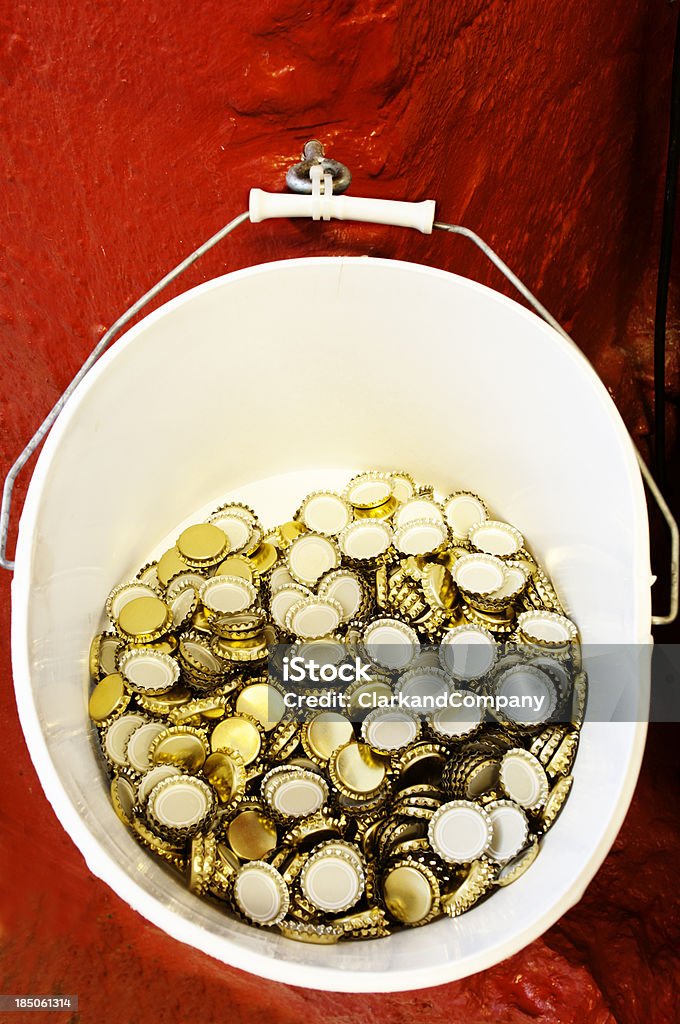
285,140,352,195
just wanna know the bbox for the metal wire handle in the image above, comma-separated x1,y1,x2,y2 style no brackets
1,211,676,627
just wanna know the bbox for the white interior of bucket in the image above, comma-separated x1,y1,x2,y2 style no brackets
11,257,652,992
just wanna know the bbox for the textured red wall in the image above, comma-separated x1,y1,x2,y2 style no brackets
1,2,679,1022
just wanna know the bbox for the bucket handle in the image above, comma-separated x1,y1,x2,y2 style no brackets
1,209,676,627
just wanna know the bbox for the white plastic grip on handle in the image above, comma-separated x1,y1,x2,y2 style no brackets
249,188,436,234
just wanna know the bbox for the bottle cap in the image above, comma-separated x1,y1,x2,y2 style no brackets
89,672,130,724
352,494,399,520
517,610,578,648
156,547,190,587
429,697,484,741
394,498,445,528
200,575,257,615
382,859,440,926
236,682,286,731
395,665,451,705
227,807,278,860
179,631,226,676
214,554,255,582
137,764,182,807
298,491,353,536
261,766,329,819
344,472,394,510
338,520,393,562
148,725,209,772
361,707,420,753
539,774,574,832
394,519,448,556
441,857,497,916
451,553,506,597
136,560,160,588
363,618,420,670
269,565,296,592
300,841,365,912
101,712,147,769
442,491,488,540
248,542,278,575
147,775,215,839
96,632,123,677
439,624,497,679
117,648,180,695
300,712,355,766
210,714,263,765
484,799,529,862
317,568,367,622
492,664,558,727
167,583,198,629
287,533,340,587
202,749,247,804
468,519,523,558
328,741,389,797
285,596,343,640
176,523,229,567
234,861,290,925
499,748,549,809
428,800,492,863
106,580,159,625
116,596,172,643
388,471,416,503
490,563,528,602
135,682,191,716
126,720,169,773
207,507,259,554
270,583,314,628
187,833,218,895
496,835,540,887
110,773,137,827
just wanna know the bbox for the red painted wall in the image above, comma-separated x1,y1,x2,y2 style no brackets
1,2,679,1022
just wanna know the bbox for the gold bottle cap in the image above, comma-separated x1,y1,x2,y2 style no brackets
269,565,296,592
97,632,123,676
149,725,209,771
106,580,159,625
270,583,314,628
490,563,528,601
135,682,191,716
236,682,286,731
248,541,278,575
156,547,190,587
207,508,258,554
469,519,524,558
203,749,247,804
102,712,147,768
277,920,342,944
110,773,137,827
496,835,539,886
298,491,353,537
441,857,497,916
300,840,365,912
199,575,256,615
136,560,160,588
389,471,416,502
395,665,452,705
484,799,529,863
187,832,218,895
421,562,458,611
234,861,290,925
329,741,389,797
517,610,578,648
89,672,130,724
117,648,180,695
126,721,168,773
214,554,255,583
190,606,213,633
287,533,340,587
499,748,549,810
168,696,227,728
393,518,448,557
116,595,172,643
285,596,343,640
361,707,420,753
428,800,492,863
492,664,558,727
429,697,483,740
451,553,506,597
442,491,488,540
394,497,445,529
344,675,394,720
344,472,394,510
261,766,329,819
211,629,271,664
137,764,182,806
210,713,263,765
539,774,574,832
382,859,440,926
300,712,355,766
147,775,215,837
363,617,420,671
176,523,229,567
209,609,266,641
317,568,365,622
338,519,393,561
439,624,497,679
351,494,399,521
179,631,225,675
227,807,278,860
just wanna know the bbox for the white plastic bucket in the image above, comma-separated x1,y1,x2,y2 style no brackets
11,256,651,992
